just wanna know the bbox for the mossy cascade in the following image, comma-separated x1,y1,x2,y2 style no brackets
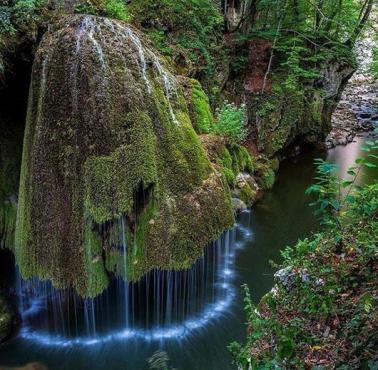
15,15,234,298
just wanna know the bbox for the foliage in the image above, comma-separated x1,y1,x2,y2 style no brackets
128,0,224,86
74,0,129,21
189,79,214,134
233,0,373,93
212,102,247,144
306,137,378,229
0,0,47,77
230,143,378,368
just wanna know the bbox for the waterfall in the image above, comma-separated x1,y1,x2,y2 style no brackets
15,225,245,345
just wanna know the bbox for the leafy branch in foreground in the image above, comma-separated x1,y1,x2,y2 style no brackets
306,138,378,232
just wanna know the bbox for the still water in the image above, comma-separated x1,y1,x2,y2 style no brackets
0,135,376,370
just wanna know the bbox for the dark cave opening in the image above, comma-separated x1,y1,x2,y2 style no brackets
0,56,32,199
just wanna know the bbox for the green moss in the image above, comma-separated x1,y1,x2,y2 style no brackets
223,167,236,187
0,202,17,250
81,222,109,298
255,161,276,190
239,183,257,205
248,75,326,157
233,145,254,173
84,111,158,224
213,143,255,188
189,79,214,134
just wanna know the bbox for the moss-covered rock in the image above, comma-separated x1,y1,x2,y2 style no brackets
199,134,262,207
246,61,355,158
255,159,277,190
185,79,214,134
15,15,233,297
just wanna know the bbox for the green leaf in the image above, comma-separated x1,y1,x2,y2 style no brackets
342,180,354,187
365,162,377,168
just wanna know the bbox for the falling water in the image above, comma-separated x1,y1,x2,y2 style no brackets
15,223,248,346
120,216,129,327
151,57,179,125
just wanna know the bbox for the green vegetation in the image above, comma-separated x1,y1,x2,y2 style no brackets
188,79,215,134
0,0,47,78
14,16,234,297
74,0,129,21
230,142,378,368
228,0,373,157
213,102,247,145
128,0,224,91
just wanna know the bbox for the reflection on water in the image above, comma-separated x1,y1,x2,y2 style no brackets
0,136,376,370
327,134,378,184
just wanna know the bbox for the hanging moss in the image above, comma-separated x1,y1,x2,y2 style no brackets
84,111,158,224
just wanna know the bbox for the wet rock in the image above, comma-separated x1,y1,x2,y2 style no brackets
274,267,311,292
235,172,259,192
231,197,247,213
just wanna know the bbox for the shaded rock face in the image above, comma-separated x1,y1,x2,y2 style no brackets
0,294,13,343
16,15,233,297
244,55,355,157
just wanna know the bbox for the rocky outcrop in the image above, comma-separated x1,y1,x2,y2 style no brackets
245,58,355,158
15,15,234,297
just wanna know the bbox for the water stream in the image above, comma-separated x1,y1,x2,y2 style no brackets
0,135,377,369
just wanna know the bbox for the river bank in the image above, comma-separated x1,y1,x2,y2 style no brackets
231,133,378,369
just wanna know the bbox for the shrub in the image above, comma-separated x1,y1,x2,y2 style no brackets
213,102,247,144
74,0,129,21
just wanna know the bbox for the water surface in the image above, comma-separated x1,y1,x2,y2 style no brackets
0,135,376,370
